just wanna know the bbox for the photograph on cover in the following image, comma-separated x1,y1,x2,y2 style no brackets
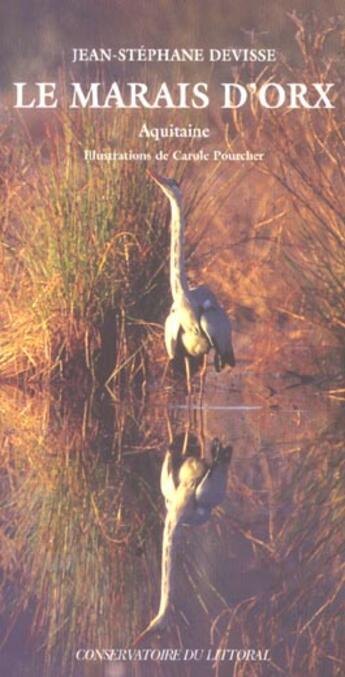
0,1,344,676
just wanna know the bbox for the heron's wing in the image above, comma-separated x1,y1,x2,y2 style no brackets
178,457,206,484
189,284,219,309
195,461,228,508
200,306,235,368
160,451,177,502
164,308,180,359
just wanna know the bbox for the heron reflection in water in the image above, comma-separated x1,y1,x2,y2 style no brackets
134,434,232,645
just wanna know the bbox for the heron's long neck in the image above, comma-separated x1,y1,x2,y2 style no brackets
158,482,196,618
133,502,185,644
133,483,195,645
157,509,182,618
169,197,189,302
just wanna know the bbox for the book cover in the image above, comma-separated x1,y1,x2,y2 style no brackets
0,2,344,676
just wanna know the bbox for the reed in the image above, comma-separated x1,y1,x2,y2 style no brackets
0,104,204,388
224,14,345,348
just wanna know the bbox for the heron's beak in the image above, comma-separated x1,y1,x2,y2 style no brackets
147,168,167,187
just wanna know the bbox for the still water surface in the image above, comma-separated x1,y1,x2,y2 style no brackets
0,364,343,676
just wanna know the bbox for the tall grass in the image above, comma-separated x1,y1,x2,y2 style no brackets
2,16,343,389
0,104,204,388
224,14,345,348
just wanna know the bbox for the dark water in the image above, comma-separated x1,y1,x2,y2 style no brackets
0,360,344,677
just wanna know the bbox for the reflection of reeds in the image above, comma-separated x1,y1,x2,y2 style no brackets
0,384,344,676
0,388,164,676
213,419,345,676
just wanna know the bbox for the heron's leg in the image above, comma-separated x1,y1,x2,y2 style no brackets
184,356,192,405
165,408,173,445
199,408,206,459
181,428,189,456
160,358,171,387
198,353,208,410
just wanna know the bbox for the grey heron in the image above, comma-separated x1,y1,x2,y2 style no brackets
148,170,235,393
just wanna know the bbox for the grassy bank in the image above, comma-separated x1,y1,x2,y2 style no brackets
0,106,206,388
